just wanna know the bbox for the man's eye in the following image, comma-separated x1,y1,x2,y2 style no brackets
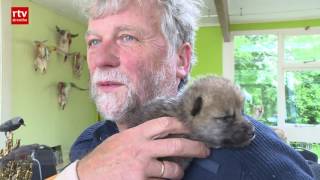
88,39,101,47
119,34,138,43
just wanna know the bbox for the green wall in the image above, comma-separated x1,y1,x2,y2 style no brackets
11,0,97,162
231,19,320,31
192,27,223,77
192,19,320,78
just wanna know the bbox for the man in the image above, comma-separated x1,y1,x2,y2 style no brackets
57,0,314,179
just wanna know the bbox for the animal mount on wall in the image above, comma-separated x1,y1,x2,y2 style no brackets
56,26,78,62
57,81,88,110
34,40,56,74
67,52,86,78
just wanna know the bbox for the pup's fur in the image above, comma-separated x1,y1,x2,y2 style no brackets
119,76,255,168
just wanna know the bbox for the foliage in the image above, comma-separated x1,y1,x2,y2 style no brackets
234,35,278,125
234,34,320,125
286,72,320,124
285,35,320,62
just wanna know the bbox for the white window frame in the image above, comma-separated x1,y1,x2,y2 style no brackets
223,27,320,143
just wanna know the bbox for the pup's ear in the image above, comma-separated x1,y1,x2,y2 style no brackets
191,96,203,116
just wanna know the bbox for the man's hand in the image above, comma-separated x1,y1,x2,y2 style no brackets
77,117,210,180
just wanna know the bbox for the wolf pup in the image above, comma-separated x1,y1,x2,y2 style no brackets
119,75,255,169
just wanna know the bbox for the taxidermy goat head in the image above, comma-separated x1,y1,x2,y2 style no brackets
34,40,55,74
57,81,88,110
56,26,78,61
69,52,86,78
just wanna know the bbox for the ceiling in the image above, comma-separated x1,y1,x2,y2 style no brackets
32,0,320,26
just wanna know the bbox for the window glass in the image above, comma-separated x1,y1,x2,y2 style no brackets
234,35,278,126
285,34,320,62
285,71,320,124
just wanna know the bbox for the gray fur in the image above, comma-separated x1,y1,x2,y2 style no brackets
119,75,255,169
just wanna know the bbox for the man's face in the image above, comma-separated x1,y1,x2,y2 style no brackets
86,1,181,121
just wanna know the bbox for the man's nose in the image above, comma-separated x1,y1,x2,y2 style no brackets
92,40,120,68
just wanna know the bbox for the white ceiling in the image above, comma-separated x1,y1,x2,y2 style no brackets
32,0,320,26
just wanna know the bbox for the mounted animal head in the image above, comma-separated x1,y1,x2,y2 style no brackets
57,81,88,110
57,81,68,110
34,40,49,58
71,52,85,78
34,40,53,74
56,26,78,58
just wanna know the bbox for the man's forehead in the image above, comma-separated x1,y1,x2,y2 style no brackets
85,30,100,38
86,25,146,37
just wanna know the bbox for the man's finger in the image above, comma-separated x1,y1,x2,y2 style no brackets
146,138,210,158
134,117,190,140
146,160,184,179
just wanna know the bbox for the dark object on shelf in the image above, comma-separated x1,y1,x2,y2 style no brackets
0,116,25,134
52,145,63,165
1,144,57,180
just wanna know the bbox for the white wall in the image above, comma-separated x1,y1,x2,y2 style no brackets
0,0,13,146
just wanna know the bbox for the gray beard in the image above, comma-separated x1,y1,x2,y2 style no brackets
92,86,137,121
90,66,177,124
90,69,136,121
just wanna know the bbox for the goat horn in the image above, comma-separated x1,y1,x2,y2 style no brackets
56,25,61,32
71,33,79,38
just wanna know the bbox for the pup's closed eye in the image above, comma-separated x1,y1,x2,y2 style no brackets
214,113,235,121
191,96,203,116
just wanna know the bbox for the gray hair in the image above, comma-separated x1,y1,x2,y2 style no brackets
79,0,203,89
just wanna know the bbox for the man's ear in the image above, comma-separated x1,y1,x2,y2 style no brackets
176,43,192,80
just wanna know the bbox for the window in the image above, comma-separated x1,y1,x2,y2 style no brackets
223,28,320,156
234,34,278,126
